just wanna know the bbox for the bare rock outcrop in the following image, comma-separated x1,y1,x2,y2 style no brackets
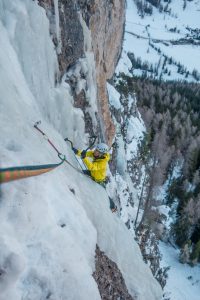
89,0,125,145
93,245,135,300
38,0,84,76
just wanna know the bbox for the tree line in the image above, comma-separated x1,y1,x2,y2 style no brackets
114,73,200,264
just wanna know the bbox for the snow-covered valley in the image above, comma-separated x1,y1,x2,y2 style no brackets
121,0,200,81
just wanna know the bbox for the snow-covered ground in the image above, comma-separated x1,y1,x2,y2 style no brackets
160,242,200,300
120,0,200,81
0,0,162,299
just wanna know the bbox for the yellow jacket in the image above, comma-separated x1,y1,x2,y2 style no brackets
77,150,110,182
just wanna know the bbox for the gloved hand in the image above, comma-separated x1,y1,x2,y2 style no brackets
72,147,78,155
81,150,87,159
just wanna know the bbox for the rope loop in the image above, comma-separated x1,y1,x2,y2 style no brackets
58,153,66,161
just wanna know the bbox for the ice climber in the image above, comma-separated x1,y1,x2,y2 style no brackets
72,143,117,212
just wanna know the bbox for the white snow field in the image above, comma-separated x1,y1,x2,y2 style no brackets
0,1,162,299
119,0,200,81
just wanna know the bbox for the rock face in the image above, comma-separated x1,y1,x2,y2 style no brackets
38,0,84,76
88,0,125,145
39,0,125,145
93,245,135,300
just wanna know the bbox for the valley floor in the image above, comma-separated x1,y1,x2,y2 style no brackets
160,242,200,300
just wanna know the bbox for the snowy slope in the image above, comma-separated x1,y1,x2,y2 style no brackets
119,0,200,81
0,0,162,299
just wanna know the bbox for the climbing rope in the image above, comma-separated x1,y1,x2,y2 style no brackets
0,159,65,184
34,121,84,173
0,121,117,212
0,121,81,184
34,123,117,212
34,121,61,155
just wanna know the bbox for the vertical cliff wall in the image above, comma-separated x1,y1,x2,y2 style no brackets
86,0,125,144
38,0,125,145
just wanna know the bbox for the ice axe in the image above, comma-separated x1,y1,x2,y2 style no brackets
64,135,97,152
64,135,97,170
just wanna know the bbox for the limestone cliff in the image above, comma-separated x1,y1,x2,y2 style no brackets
85,0,125,145
38,0,125,145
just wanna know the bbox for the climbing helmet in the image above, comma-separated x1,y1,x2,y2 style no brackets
96,143,109,154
